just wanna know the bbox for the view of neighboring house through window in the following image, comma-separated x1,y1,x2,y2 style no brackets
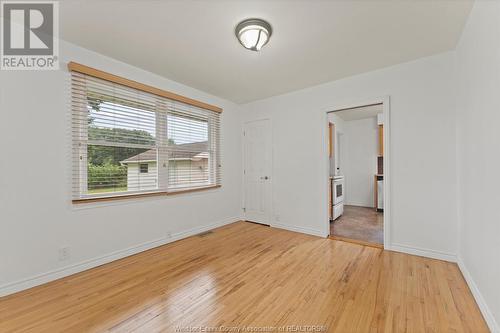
71,71,220,200
167,113,210,189
86,97,157,194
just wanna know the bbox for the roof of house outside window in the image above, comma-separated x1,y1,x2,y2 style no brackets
120,141,208,164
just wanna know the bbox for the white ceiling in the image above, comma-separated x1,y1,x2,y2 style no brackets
333,104,383,121
60,0,473,104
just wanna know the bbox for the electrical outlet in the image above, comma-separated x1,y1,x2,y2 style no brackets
166,231,172,239
58,247,70,261
275,215,281,222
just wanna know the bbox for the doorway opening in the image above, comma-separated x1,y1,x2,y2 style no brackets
327,102,389,248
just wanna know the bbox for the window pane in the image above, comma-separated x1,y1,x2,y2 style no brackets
139,163,149,174
83,96,159,195
86,145,157,194
168,145,209,188
167,114,207,144
167,113,210,188
88,99,156,146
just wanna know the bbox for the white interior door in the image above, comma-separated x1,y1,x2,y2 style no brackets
243,119,272,225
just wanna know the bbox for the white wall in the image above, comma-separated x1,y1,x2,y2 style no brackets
342,117,378,207
241,52,458,256
0,40,242,295
455,1,500,331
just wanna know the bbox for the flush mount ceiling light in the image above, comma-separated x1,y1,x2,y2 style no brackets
235,18,272,51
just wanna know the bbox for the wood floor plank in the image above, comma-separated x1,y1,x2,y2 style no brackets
0,222,488,332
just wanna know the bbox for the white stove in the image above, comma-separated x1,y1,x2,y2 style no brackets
332,176,344,220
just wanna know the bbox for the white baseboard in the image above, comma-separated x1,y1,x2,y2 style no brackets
271,222,326,238
457,257,499,333
389,243,457,262
0,217,240,297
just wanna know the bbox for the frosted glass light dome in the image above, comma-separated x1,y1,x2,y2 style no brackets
235,19,272,51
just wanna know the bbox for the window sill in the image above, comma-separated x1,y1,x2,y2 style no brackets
72,185,221,204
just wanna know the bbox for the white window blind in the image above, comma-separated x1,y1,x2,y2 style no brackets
71,70,221,201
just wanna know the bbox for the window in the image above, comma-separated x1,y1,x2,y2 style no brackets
70,65,221,202
139,163,149,174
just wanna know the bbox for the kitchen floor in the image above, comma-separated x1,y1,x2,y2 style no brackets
331,205,383,245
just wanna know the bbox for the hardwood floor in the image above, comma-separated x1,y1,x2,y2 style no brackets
0,222,488,332
331,205,383,245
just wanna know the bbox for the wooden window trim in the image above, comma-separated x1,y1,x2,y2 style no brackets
67,62,223,114
72,185,221,204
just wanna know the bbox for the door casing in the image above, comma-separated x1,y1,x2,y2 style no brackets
323,96,391,248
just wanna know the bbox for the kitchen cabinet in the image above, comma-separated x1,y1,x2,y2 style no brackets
378,124,384,156
329,122,334,158
329,177,333,220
